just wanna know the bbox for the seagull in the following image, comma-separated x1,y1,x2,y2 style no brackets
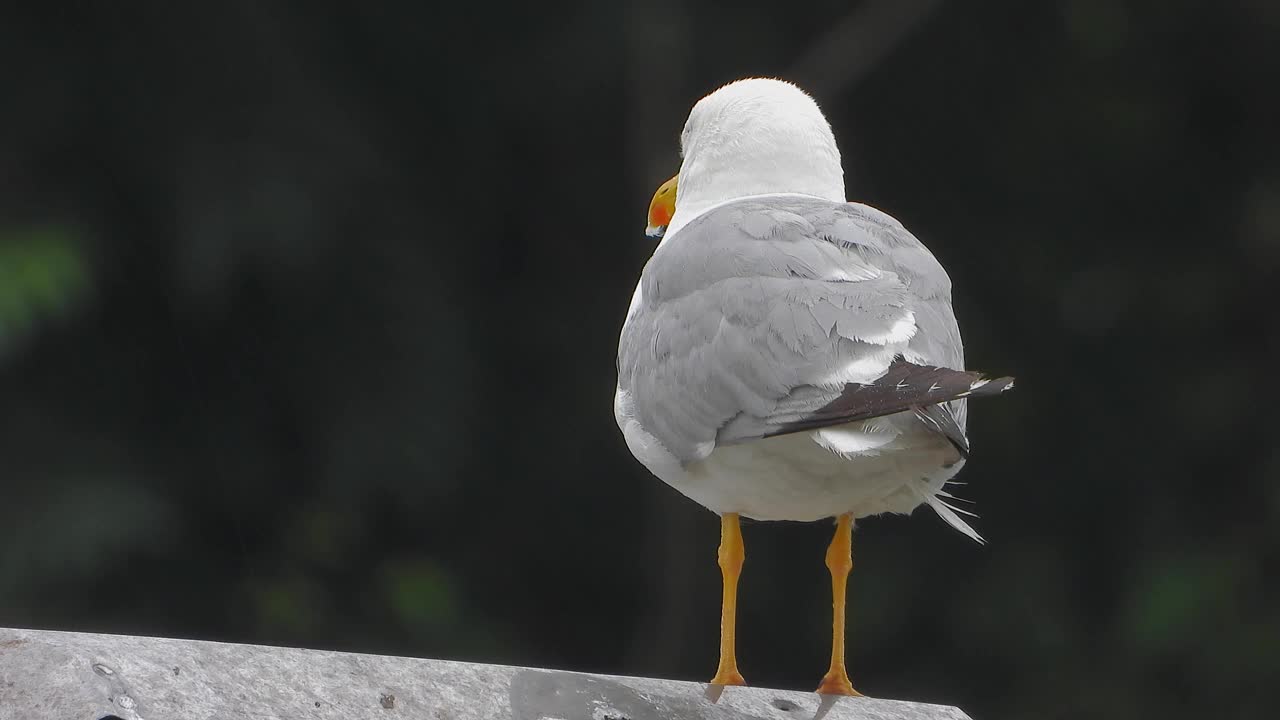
615,78,1013,696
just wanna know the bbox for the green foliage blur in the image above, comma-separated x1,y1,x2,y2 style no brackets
1,2,1277,719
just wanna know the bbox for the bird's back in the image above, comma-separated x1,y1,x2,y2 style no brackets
616,194,993,532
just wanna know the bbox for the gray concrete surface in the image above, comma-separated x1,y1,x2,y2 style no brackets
0,627,972,720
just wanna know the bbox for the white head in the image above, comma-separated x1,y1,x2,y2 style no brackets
663,78,845,237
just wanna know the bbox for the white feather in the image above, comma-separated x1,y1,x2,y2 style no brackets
812,424,899,455
914,485,985,544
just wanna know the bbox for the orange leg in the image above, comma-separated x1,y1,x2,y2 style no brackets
816,513,861,696
710,512,747,687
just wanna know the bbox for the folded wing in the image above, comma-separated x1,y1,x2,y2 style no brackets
617,196,1010,465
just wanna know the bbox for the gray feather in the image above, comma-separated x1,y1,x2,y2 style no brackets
617,196,1003,464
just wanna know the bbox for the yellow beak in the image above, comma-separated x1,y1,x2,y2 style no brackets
645,174,678,239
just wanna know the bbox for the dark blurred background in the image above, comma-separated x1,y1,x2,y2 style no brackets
1,2,1277,718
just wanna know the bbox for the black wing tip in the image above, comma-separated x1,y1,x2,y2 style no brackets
764,362,1014,439
959,375,1015,398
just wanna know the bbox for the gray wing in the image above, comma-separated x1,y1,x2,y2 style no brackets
617,196,1000,465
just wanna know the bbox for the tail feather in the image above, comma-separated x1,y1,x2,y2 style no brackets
915,485,986,544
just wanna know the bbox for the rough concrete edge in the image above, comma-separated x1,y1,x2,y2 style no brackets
0,626,974,720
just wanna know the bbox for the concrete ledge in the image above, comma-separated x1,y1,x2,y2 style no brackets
0,627,971,720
